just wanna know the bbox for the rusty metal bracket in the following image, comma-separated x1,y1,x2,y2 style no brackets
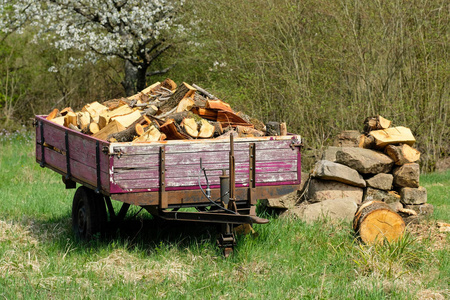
159,146,168,209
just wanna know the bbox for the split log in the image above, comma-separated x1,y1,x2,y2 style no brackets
206,100,233,112
135,123,145,136
353,201,405,244
89,122,100,134
68,123,81,132
160,78,177,91
159,119,191,140
363,115,391,133
77,111,91,131
133,125,163,142
110,110,141,128
236,126,265,137
193,107,218,120
143,105,159,117
182,118,199,138
46,108,60,121
64,112,78,128
82,101,108,123
93,120,126,141
280,122,287,136
176,97,195,113
217,111,253,127
359,134,375,149
198,119,215,138
169,111,190,124
60,107,73,116
50,116,65,126
385,144,421,165
370,126,416,148
128,82,161,101
98,105,134,129
159,82,197,113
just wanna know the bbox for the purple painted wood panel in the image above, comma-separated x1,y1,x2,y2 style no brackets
36,146,109,189
111,138,296,155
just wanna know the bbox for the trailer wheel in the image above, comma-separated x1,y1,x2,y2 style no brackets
72,186,107,240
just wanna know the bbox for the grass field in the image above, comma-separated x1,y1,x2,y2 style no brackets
0,130,449,299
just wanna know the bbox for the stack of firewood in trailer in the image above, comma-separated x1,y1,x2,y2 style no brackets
45,78,287,143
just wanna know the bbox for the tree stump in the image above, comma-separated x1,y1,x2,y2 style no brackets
353,201,405,244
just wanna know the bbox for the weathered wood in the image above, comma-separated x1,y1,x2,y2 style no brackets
353,200,405,244
265,122,280,136
385,144,421,165
192,84,218,100
370,126,416,148
159,82,197,113
217,111,253,127
363,115,391,133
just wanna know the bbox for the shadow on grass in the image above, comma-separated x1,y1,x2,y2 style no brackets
24,212,223,256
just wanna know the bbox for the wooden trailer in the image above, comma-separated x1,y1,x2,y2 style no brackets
35,115,302,255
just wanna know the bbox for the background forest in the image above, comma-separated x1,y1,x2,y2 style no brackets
1,0,448,171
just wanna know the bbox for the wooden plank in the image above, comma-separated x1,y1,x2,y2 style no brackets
110,136,299,155
36,146,109,189
256,172,298,183
115,174,249,190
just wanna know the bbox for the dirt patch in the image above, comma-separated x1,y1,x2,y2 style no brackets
406,222,448,251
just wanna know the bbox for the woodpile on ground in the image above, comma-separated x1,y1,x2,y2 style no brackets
45,79,285,142
262,115,432,243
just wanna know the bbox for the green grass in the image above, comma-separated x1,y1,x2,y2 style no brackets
0,130,449,299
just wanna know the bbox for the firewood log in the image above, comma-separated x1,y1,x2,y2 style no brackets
370,126,416,148
93,120,126,141
353,201,405,244
182,118,199,138
77,111,91,131
46,108,60,121
280,122,287,136
64,112,78,128
385,144,421,165
159,119,191,140
198,119,215,138
265,122,280,136
82,101,108,123
159,82,197,113
363,115,391,133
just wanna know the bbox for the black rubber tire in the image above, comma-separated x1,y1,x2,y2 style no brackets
72,186,107,240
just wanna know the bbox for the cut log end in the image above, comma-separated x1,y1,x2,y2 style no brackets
354,201,405,244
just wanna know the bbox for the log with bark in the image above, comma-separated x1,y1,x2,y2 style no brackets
363,115,391,133
385,144,421,165
159,82,196,113
370,126,416,149
353,201,405,244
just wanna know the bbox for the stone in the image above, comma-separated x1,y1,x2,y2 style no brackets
282,198,359,223
389,201,403,212
299,172,310,193
363,188,400,204
404,203,434,216
393,163,420,188
365,173,393,190
261,191,298,209
307,179,363,203
333,130,361,147
321,146,341,162
400,186,427,205
336,147,394,174
311,160,366,188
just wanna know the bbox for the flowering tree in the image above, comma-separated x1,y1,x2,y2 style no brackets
0,0,184,95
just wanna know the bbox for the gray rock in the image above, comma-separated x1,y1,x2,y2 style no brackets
404,203,434,216
365,173,393,190
299,172,310,193
321,146,341,162
393,163,420,188
261,191,299,209
307,179,363,203
311,160,366,188
363,187,400,204
282,198,359,223
400,186,427,205
333,130,361,147
389,201,403,212
336,147,394,174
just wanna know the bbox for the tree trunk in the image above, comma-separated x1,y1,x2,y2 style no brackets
136,63,149,93
122,61,138,96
